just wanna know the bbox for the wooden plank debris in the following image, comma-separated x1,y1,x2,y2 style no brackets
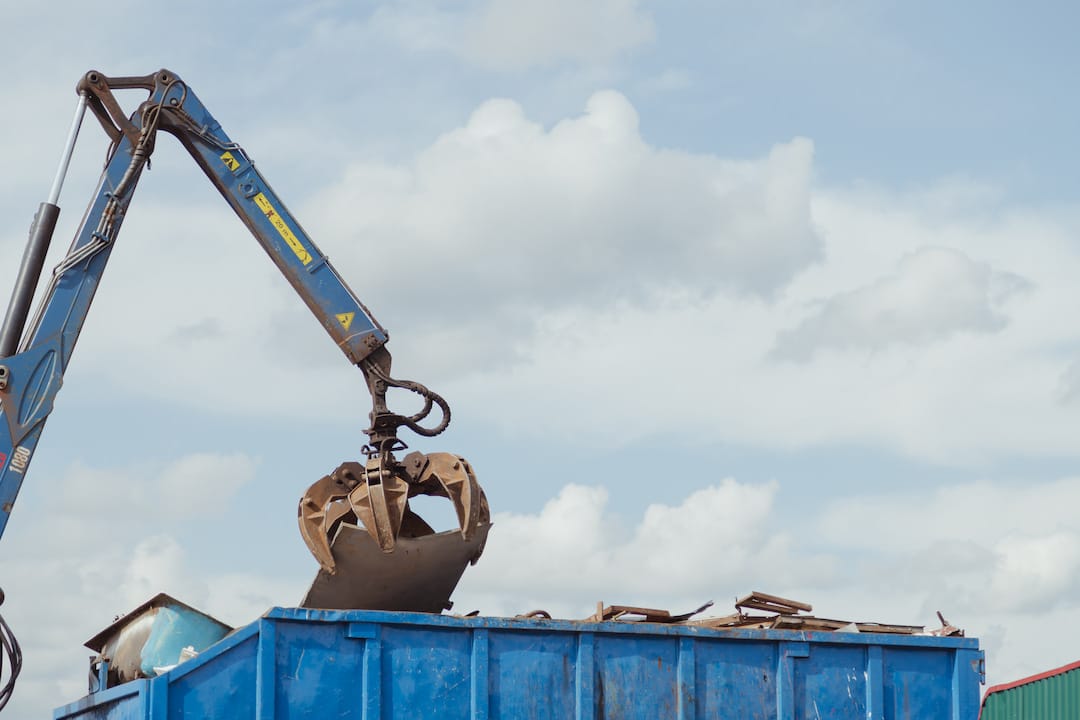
770,616,923,635
931,611,964,637
735,591,813,616
587,601,713,624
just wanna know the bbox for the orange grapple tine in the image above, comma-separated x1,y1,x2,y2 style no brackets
348,466,409,553
298,474,349,574
422,453,486,540
348,483,378,547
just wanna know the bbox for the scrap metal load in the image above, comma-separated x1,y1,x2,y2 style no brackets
565,590,965,637
76,588,973,701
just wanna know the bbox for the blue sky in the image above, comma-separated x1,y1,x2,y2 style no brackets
1,1,1079,715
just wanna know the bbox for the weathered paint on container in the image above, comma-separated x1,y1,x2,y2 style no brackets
55,607,984,720
980,659,1080,719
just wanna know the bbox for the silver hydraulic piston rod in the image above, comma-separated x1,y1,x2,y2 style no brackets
0,94,88,358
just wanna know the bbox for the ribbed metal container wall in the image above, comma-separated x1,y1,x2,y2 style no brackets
55,607,984,720
980,661,1080,719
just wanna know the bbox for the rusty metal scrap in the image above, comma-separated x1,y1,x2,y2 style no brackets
691,613,775,630
770,615,925,634
586,601,714,624
301,521,490,613
519,591,965,639
931,611,964,637
298,452,489,614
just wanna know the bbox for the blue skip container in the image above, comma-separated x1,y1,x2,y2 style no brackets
57,607,984,719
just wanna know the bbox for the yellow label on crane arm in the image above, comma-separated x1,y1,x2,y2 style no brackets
220,151,240,172
253,193,313,265
336,312,355,331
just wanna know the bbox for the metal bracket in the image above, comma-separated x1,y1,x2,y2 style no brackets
0,343,63,448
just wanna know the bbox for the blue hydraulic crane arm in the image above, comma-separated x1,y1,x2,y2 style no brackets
0,101,149,540
148,75,389,365
0,69,451,541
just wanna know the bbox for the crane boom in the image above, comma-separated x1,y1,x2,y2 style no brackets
0,68,486,572
1,70,383,534
0,68,493,712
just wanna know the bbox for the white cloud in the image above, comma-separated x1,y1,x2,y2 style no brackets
451,289,1080,465
364,2,463,55
804,475,1080,685
118,536,207,608
817,477,1080,615
637,68,693,94
307,92,820,376
292,0,654,73
456,474,1080,688
990,531,1080,610
455,478,833,616
35,83,1079,470
774,246,1030,361
39,91,820,423
158,453,258,516
431,176,1080,465
323,91,818,303
460,0,654,70
818,477,1080,553
48,453,258,525
58,194,367,422
1060,358,1080,404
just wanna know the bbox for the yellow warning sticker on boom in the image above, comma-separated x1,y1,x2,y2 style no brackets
220,151,240,172
253,193,313,265
336,312,355,331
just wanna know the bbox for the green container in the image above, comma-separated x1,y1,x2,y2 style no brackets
981,660,1080,719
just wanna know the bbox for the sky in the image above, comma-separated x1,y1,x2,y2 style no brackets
1,0,1079,715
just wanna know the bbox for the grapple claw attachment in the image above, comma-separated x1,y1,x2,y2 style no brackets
347,459,409,552
297,452,490,577
411,452,486,546
297,473,350,574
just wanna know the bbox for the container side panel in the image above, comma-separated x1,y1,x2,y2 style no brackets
487,631,576,720
167,634,257,719
54,680,147,719
381,626,471,720
882,648,952,720
275,621,364,719
953,648,983,719
55,613,982,719
694,640,777,720
792,645,866,720
56,701,146,720
594,635,678,719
